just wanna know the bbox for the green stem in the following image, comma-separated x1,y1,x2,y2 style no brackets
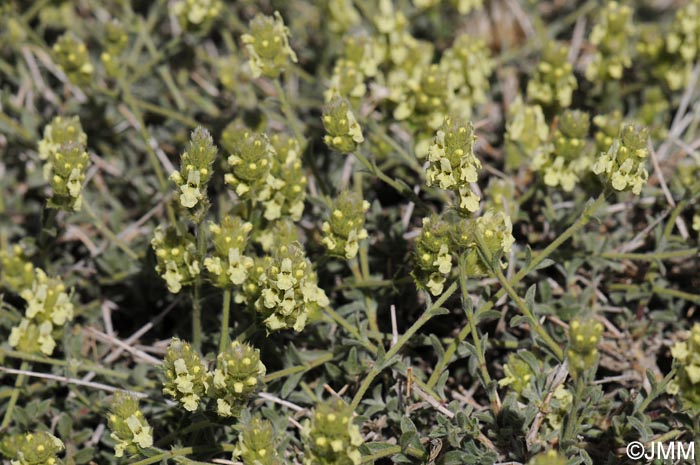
360,444,427,463
600,249,698,261
493,266,564,360
427,193,605,387
38,206,58,268
129,444,236,465
82,200,140,260
1,349,129,379
323,306,377,353
273,79,304,143
192,221,207,352
350,282,458,409
1,361,29,430
457,255,496,409
652,286,700,304
264,352,334,383
219,289,232,353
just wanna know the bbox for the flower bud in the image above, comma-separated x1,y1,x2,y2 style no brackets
0,244,35,293
260,134,307,221
452,210,515,277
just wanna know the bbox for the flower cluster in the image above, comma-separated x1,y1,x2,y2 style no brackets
412,216,453,296
567,317,604,375
527,450,567,465
255,242,329,332
204,216,254,288
453,211,515,277
170,126,217,208
0,431,65,465
326,0,361,34
173,0,222,32
663,0,700,90
504,98,550,171
38,115,90,211
441,34,494,117
100,20,128,77
592,123,649,194
262,134,307,221
586,1,635,81
52,33,94,85
322,98,364,153
170,127,218,210
151,226,201,293
0,244,35,293
222,123,274,199
302,399,363,465
668,323,700,408
9,269,74,356
211,341,266,417
324,35,383,103
592,110,623,153
526,42,577,109
162,338,211,411
108,393,154,458
532,110,592,192
498,352,536,395
241,12,298,79
484,177,519,220
394,63,450,131
425,117,481,213
321,191,370,260
233,414,282,465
